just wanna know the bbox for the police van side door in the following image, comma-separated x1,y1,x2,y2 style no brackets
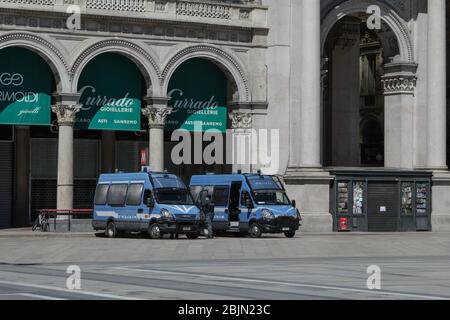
211,185,230,230
122,183,145,231
239,187,254,230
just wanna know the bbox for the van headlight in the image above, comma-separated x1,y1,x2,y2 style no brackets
261,209,274,220
161,209,173,219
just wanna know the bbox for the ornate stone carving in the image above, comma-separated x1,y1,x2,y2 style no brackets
229,112,252,130
142,106,173,129
52,104,81,125
381,62,418,95
176,1,232,20
0,0,54,5
381,75,416,95
86,0,145,13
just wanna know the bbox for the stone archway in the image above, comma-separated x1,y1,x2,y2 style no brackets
161,44,251,103
0,33,69,226
163,57,234,181
0,32,70,92
70,39,161,96
321,0,415,63
321,1,417,169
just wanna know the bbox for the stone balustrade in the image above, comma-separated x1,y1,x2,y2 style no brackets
0,0,267,28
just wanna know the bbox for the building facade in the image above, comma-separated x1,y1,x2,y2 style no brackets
0,0,449,232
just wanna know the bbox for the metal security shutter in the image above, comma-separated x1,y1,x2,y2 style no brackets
116,141,148,172
31,138,58,179
0,142,13,228
74,139,99,209
74,139,99,179
30,139,57,221
368,182,399,232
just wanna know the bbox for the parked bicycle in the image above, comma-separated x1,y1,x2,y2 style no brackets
32,211,50,232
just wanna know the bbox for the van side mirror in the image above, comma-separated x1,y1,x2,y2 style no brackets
291,200,297,208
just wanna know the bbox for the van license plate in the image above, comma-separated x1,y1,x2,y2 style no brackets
230,222,239,227
182,227,191,231
282,227,290,231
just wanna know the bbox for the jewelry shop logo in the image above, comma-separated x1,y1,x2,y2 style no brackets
0,73,24,87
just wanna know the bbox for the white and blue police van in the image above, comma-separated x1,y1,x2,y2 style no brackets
92,169,202,239
189,173,302,238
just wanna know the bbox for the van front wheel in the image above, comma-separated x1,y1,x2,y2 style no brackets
148,224,162,239
284,231,296,238
249,223,262,238
186,233,199,240
106,222,118,238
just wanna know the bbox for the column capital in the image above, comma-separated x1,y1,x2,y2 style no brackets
229,112,253,131
52,104,81,126
142,106,173,129
381,63,418,96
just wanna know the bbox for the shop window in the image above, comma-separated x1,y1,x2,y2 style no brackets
337,182,349,214
126,184,144,206
401,183,413,215
416,183,428,215
107,184,128,206
94,184,109,205
353,182,365,215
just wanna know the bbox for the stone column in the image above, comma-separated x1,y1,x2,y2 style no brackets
284,0,332,232
382,63,417,169
427,0,447,169
229,111,253,174
142,97,172,172
299,0,321,168
52,94,81,210
427,0,450,231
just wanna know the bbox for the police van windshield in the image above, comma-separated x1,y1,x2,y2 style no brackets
252,190,291,206
154,188,194,205
247,175,291,206
151,174,194,205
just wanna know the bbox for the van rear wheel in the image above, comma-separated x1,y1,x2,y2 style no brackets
148,224,162,239
249,223,262,238
106,222,117,238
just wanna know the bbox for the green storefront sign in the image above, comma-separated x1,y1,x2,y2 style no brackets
77,53,143,131
0,48,54,126
166,58,228,133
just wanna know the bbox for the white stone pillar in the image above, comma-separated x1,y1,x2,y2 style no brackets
229,112,253,174
142,97,172,172
52,94,81,210
427,0,447,169
299,0,321,168
382,63,417,169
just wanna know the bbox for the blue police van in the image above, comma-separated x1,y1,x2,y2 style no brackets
189,173,301,238
92,169,202,239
